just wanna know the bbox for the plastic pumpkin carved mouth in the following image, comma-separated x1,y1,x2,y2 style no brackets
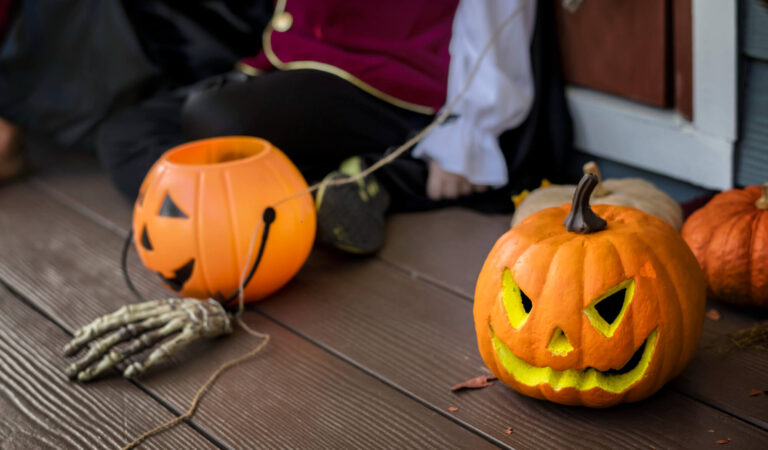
157,258,195,292
490,328,658,393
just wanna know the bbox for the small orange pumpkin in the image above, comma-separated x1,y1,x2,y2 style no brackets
475,174,706,407
682,183,768,308
133,137,316,303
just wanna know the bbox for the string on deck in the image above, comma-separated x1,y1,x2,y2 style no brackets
122,4,524,448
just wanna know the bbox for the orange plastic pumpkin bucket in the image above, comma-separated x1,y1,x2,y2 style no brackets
132,136,316,302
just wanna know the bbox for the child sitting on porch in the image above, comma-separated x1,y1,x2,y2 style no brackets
1,1,572,254
98,0,571,254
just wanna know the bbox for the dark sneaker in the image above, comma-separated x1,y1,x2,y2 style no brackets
315,156,390,254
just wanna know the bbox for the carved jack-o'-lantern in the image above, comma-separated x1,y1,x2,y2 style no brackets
475,174,706,407
133,137,316,302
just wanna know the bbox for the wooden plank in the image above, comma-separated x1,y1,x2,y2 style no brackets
380,208,768,430
30,154,133,231
554,0,669,107
0,284,213,450
381,208,509,298
675,302,768,430
0,181,497,449
32,156,768,447
258,250,768,448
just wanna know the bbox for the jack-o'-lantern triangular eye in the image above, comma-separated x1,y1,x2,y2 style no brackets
140,225,153,251
159,193,188,218
502,268,532,329
584,280,635,337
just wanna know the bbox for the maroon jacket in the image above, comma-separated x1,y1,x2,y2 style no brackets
239,0,459,114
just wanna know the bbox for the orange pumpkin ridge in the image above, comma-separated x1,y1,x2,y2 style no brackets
133,137,316,303
682,184,768,308
475,174,706,407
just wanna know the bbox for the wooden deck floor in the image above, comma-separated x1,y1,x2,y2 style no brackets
1,155,767,449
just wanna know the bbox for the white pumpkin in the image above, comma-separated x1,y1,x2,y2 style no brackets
511,161,683,230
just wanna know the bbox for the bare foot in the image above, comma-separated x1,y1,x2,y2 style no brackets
0,117,25,182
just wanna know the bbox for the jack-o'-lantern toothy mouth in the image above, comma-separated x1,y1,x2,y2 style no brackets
490,328,658,393
157,258,195,292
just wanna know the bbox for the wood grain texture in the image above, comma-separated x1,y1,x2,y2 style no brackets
258,250,768,448
0,285,213,450
0,182,495,449
555,0,669,107
380,208,768,430
31,158,768,445
674,301,768,430
380,209,509,299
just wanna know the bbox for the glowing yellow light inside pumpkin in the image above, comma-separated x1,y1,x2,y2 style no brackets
491,328,657,393
547,328,573,356
583,279,635,337
501,268,530,329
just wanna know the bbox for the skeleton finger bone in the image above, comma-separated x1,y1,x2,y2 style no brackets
123,325,201,378
70,299,171,338
75,318,188,382
64,298,232,381
65,300,182,356
65,314,186,379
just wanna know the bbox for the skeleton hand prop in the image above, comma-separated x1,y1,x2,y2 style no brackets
63,298,232,381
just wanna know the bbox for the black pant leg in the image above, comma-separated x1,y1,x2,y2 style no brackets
100,68,436,205
97,73,251,199
97,88,187,199
181,69,434,191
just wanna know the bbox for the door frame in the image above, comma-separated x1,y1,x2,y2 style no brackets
567,0,737,190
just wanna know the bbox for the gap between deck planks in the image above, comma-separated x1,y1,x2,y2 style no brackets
379,210,768,431
23,156,768,448
0,182,495,448
0,283,215,450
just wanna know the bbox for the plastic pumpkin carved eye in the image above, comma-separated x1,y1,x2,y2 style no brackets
584,280,635,337
140,225,153,251
158,193,188,218
501,268,532,329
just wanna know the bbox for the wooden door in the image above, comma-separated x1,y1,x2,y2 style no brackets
554,0,692,118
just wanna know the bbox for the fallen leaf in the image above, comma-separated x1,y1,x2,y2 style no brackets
451,375,498,392
715,439,731,445
748,389,764,397
448,406,459,412
708,429,715,433
505,427,513,435
706,309,722,320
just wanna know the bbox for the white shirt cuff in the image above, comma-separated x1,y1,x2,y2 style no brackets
413,120,509,187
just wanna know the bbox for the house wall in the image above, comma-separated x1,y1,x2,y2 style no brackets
570,0,737,190
737,0,768,186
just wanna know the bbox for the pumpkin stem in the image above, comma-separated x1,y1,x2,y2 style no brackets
582,161,610,197
756,183,768,210
564,173,607,234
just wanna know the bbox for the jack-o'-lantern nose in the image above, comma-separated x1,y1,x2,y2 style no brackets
547,328,573,356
